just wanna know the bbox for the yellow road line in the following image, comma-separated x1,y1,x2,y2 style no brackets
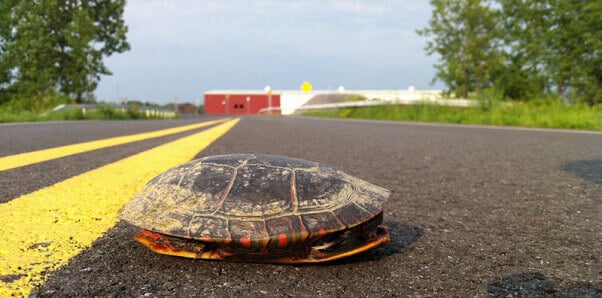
0,118,229,172
0,118,240,296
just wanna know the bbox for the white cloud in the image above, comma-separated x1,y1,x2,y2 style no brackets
97,0,438,102
330,1,386,16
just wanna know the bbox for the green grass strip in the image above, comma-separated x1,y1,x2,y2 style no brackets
303,102,602,131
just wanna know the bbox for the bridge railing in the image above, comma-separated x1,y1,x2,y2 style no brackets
293,97,476,113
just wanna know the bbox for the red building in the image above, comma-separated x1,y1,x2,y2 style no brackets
204,91,281,115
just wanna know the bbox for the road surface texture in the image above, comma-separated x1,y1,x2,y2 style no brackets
1,116,600,296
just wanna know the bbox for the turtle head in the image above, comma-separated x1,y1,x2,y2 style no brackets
265,212,391,264
307,223,390,262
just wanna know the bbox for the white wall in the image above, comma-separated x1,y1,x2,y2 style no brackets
280,92,316,115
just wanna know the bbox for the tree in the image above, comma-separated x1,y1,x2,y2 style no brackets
57,0,130,103
1,1,62,110
545,0,601,105
417,0,502,98
0,0,17,96
420,0,601,104
497,0,551,99
0,0,129,109
499,0,601,104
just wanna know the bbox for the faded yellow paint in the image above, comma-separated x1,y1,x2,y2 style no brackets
0,118,229,171
0,118,240,296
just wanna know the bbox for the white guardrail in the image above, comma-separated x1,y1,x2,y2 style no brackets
293,97,476,113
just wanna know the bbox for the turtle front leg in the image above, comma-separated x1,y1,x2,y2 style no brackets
134,229,229,260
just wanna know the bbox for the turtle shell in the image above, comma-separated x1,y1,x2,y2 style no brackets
118,154,389,256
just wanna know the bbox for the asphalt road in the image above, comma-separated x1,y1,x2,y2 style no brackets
1,116,601,296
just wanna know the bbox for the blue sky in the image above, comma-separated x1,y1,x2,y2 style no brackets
95,1,442,105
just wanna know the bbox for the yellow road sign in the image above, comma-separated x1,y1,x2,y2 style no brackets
300,81,312,93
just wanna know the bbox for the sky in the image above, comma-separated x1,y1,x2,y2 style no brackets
94,1,442,105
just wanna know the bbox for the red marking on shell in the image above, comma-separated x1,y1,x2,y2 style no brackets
278,233,288,248
141,229,172,247
240,237,251,248
142,229,162,239
319,227,326,237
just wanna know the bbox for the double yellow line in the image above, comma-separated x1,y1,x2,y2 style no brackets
0,118,229,171
0,118,240,296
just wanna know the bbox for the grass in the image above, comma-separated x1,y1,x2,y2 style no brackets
303,100,602,131
0,105,176,123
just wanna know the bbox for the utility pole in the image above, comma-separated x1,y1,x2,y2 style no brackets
264,86,272,114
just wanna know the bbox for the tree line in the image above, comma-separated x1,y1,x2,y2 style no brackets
0,0,129,111
418,0,601,105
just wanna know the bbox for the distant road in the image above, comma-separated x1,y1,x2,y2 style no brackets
0,116,227,156
1,116,600,296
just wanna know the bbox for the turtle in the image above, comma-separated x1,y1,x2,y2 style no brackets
117,154,390,264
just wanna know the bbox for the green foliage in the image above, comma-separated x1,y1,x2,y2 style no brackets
0,0,130,111
474,87,504,112
349,95,368,102
97,102,117,119
0,92,69,113
127,102,141,119
498,0,550,99
0,103,178,123
419,0,601,105
338,108,354,118
417,0,502,98
304,102,602,131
